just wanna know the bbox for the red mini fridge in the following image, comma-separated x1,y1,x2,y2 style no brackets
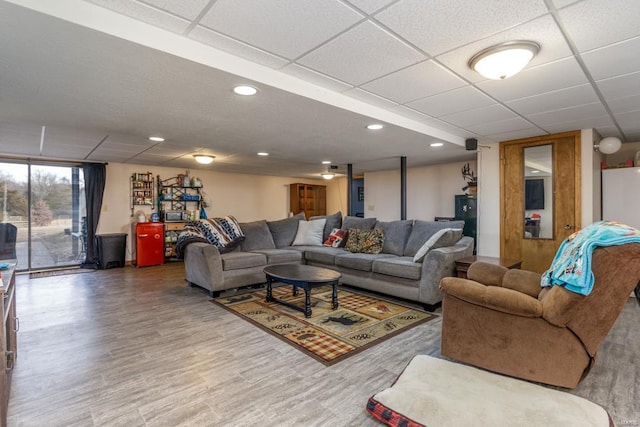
132,222,165,267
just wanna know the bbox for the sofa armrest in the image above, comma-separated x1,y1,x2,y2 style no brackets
440,277,543,318
418,236,475,304
184,242,224,292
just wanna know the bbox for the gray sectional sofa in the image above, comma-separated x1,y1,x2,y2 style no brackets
183,213,474,309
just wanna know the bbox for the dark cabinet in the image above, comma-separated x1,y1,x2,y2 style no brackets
455,194,477,254
289,183,326,219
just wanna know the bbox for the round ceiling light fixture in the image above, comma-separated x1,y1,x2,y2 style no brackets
149,136,165,142
366,123,384,130
594,136,622,154
321,172,335,180
469,41,540,80
321,160,332,164
193,154,215,164
233,85,258,96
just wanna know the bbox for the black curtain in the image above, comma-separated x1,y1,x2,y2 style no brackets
81,163,106,269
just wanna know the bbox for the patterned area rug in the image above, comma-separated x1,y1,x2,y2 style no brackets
213,285,436,366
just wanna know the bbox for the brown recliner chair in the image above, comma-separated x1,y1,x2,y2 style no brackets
439,243,640,389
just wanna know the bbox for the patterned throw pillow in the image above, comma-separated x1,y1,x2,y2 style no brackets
345,228,385,254
324,228,348,247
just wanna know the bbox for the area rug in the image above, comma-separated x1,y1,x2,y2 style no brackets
29,268,95,278
213,285,436,366
367,355,612,427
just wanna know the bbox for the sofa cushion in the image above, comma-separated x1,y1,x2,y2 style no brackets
345,228,385,254
404,220,465,257
372,257,422,281
221,251,267,271
267,213,305,248
375,220,413,256
310,211,342,241
249,249,302,264
342,216,377,230
304,246,347,265
292,219,326,246
413,228,464,263
240,220,276,251
335,252,395,272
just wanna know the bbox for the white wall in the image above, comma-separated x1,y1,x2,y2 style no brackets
363,160,476,221
477,143,500,256
581,129,602,226
99,162,338,260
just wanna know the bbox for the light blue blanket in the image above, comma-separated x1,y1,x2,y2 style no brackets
541,221,640,295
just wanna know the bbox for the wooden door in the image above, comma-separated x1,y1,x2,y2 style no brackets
500,131,581,273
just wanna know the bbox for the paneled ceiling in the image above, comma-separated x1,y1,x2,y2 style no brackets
1,0,639,178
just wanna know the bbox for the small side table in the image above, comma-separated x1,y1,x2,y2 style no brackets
455,256,522,279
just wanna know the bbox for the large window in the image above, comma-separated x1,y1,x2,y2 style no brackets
0,161,85,271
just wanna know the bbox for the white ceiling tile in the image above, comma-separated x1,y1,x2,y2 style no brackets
485,127,547,142
375,0,548,55
477,57,588,101
595,126,623,139
526,103,608,126
87,0,190,33
541,115,614,134
280,64,354,92
406,86,494,117
200,0,363,59
436,15,573,83
506,84,599,116
551,0,581,8
559,0,640,52
345,0,396,14
341,88,399,109
607,94,640,114
616,110,640,128
581,37,640,81
190,26,289,69
361,60,466,104
597,72,640,101
297,21,425,85
465,117,535,136
440,105,517,128
140,0,210,20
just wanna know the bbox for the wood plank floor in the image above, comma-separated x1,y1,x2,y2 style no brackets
8,263,640,426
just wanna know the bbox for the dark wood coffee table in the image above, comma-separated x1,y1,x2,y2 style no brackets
455,256,522,279
263,264,341,318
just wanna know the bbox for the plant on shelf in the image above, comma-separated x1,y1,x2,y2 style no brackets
461,163,477,195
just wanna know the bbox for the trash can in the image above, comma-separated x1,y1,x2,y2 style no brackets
96,233,127,269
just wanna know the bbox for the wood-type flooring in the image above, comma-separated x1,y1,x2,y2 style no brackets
8,262,640,426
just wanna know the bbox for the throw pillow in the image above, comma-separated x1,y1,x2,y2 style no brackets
292,219,326,246
413,228,463,263
310,211,342,241
239,220,276,251
345,228,385,254
324,228,348,248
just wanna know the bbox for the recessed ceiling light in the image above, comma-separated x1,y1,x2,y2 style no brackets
321,161,331,165
193,154,215,165
366,124,384,130
430,142,444,147
531,170,540,174
257,152,269,156
149,136,165,142
233,85,258,96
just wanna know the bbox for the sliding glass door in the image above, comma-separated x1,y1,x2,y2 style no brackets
0,161,85,271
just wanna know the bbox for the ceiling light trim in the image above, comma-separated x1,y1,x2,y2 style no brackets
469,41,540,80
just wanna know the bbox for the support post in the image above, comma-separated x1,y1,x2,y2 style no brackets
347,163,353,216
401,156,407,220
